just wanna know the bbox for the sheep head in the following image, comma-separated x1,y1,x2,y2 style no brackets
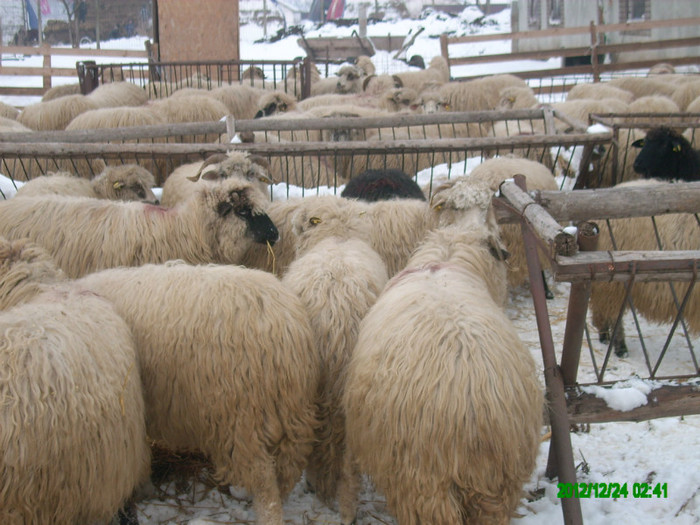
632,126,700,182
417,91,449,114
198,178,279,264
336,65,364,94
188,152,274,187
95,164,158,203
381,87,420,113
430,177,499,232
254,91,297,118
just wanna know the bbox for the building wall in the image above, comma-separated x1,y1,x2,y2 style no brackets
157,0,239,63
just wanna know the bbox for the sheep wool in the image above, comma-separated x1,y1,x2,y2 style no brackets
589,178,700,356
77,262,320,525
340,178,543,524
17,94,99,131
282,235,388,505
0,177,279,278
15,164,158,203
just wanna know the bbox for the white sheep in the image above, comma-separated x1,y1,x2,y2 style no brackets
296,93,380,112
77,261,321,525
589,178,700,357
608,76,676,99
468,155,558,291
209,83,266,119
147,94,229,142
671,80,700,111
0,237,150,524
86,80,149,108
439,74,529,113
566,82,634,104
377,87,421,113
15,164,158,203
241,194,436,278
160,151,272,207
282,225,388,506
0,101,19,120
332,64,365,95
40,82,81,101
339,178,543,524
497,85,538,110
17,94,99,131
416,89,450,113
0,177,279,278
393,55,450,94
254,90,298,118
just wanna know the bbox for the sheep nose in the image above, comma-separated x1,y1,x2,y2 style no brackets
246,212,280,245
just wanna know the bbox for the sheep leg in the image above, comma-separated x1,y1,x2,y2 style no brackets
598,320,628,358
542,270,554,300
337,451,361,525
116,501,139,525
249,455,284,525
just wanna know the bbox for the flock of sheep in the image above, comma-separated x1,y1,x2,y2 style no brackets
0,52,699,524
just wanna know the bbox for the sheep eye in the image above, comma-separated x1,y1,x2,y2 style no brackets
279,103,287,111
309,216,322,225
673,144,682,153
433,204,443,211
113,182,125,190
347,73,357,81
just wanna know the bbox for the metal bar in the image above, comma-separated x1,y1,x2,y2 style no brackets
514,175,583,525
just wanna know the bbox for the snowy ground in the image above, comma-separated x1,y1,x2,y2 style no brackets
1,4,699,524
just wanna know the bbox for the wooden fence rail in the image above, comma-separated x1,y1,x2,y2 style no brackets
441,16,700,84
0,44,148,98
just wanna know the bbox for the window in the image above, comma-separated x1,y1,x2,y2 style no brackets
528,0,541,29
620,0,650,36
548,0,563,26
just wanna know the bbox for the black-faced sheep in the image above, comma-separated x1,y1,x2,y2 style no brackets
15,164,158,203
282,234,388,507
254,90,298,118
160,151,272,207
589,178,700,357
77,261,320,525
341,168,426,201
339,178,543,524
632,126,700,182
0,237,150,525
0,177,279,278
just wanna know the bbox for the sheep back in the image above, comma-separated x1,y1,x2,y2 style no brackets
18,94,99,131
77,262,320,510
0,285,150,524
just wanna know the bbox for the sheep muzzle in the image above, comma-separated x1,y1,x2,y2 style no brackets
246,212,279,245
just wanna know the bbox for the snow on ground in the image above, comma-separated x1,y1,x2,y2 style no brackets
1,4,699,524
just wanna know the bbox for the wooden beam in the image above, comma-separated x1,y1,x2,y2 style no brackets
566,383,700,424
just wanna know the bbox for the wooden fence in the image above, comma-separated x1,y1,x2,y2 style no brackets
441,16,700,89
0,44,148,98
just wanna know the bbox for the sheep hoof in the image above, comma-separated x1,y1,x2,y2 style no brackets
599,331,610,344
614,343,629,358
116,502,139,525
545,289,554,300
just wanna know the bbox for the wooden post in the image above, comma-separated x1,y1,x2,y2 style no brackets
95,0,101,49
42,43,51,90
590,21,600,82
359,4,367,38
36,1,42,45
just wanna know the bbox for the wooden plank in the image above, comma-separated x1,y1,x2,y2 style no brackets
0,87,45,96
0,66,80,77
553,251,700,283
0,45,148,58
534,182,700,222
566,384,700,424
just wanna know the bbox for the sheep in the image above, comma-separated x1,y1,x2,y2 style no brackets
626,94,680,118
17,94,99,131
393,55,450,94
240,194,436,278
566,82,634,104
0,237,150,524
648,62,676,75
0,177,279,278
608,76,676,99
309,67,355,97
631,126,700,182
377,87,421,113
296,93,379,112
341,168,426,201
687,94,700,113
416,89,450,113
338,178,543,525
160,151,273,207
468,155,559,294
334,64,365,94
497,85,538,110
439,74,529,113
254,90,298,118
63,105,167,179
15,164,158,202
76,261,321,525
40,82,81,101
362,73,403,96
354,55,376,76
282,234,388,507
147,94,229,140
86,80,149,108
209,84,265,119
0,101,19,120
671,80,700,111
552,98,630,130
589,178,700,357
0,116,31,132
0,236,65,310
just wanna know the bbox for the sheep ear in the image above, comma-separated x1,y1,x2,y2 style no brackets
188,154,228,182
362,75,376,91
631,139,644,148
392,75,403,88
672,141,683,153
248,154,270,172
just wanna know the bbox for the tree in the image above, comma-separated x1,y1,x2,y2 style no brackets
58,0,86,47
